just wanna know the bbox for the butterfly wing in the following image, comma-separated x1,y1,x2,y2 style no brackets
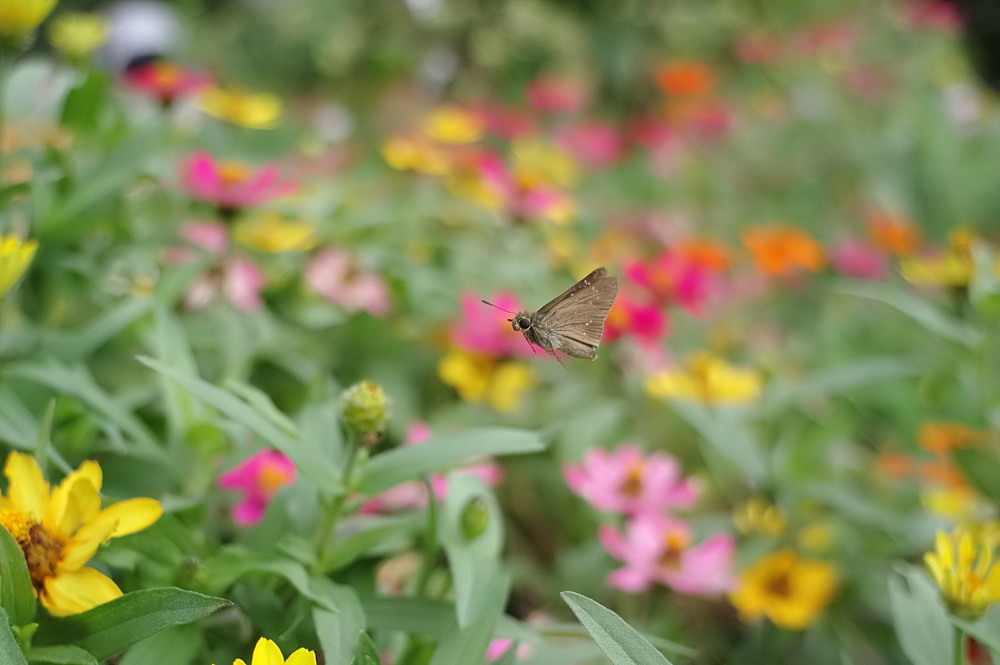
535,268,618,359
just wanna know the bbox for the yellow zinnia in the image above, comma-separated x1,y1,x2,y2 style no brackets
222,637,316,665
200,87,282,130
0,0,57,46
729,548,838,630
0,235,38,298
437,349,536,413
421,106,484,144
644,351,762,404
233,213,315,253
925,525,1000,621
47,12,108,59
0,451,162,616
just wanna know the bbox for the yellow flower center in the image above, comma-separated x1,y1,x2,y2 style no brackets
0,509,64,592
658,531,690,570
764,569,792,598
258,463,290,495
619,462,644,497
152,63,182,87
219,162,250,185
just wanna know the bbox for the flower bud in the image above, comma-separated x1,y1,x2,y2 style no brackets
460,497,490,541
340,380,389,442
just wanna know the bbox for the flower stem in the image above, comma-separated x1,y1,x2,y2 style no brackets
312,442,360,569
415,476,439,596
953,625,964,665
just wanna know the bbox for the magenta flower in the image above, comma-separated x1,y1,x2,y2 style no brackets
451,290,533,358
599,514,736,595
218,450,297,526
305,249,390,316
603,294,669,346
525,76,589,113
831,239,889,281
178,151,297,211
564,445,699,515
168,221,266,312
554,120,624,168
123,60,212,105
624,250,712,315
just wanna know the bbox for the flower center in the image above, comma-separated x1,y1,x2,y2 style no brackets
765,570,792,598
0,509,64,592
258,462,292,495
219,162,250,185
657,531,689,570
619,462,644,497
152,63,182,88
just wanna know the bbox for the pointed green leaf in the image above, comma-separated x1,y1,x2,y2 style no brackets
669,402,765,484
33,588,229,660
0,608,28,665
428,571,509,665
353,632,380,665
888,566,952,665
358,428,546,495
312,580,366,665
202,550,333,610
561,592,673,665
26,644,98,665
0,524,36,626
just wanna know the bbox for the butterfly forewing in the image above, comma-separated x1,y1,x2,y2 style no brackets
530,267,618,358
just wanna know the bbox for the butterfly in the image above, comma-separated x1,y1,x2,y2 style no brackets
485,267,619,360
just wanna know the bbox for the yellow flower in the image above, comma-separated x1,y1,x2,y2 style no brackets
899,227,986,288
0,0,57,46
381,134,451,175
421,106,484,144
0,235,37,298
0,451,162,616
644,351,762,404
224,637,316,665
511,138,579,188
437,349,536,413
200,87,282,129
925,526,1000,621
733,498,786,536
729,548,838,630
233,213,315,253
47,12,108,59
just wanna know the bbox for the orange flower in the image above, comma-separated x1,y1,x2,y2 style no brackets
918,423,984,456
677,237,731,272
654,60,717,97
742,225,825,277
876,452,915,478
866,211,921,255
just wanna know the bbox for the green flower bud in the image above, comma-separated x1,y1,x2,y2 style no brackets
460,497,490,541
340,380,389,441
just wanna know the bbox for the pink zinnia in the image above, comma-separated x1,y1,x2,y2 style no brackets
831,239,889,281
179,151,297,210
603,295,668,346
477,153,573,224
525,76,589,113
169,221,266,312
305,248,390,316
218,450,297,526
554,120,624,168
624,250,712,315
451,290,533,358
124,60,212,105
564,445,699,515
599,514,736,595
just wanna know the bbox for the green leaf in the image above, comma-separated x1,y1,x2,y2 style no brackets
439,474,503,627
60,70,110,134
952,448,1000,500
668,402,765,484
312,580,366,665
0,385,42,451
0,608,28,665
361,596,457,637
39,299,154,363
358,428,546,495
202,550,334,610
26,645,98,665
321,514,422,572
0,523,37,627
353,632,380,665
561,592,673,665
888,566,952,665
427,571,509,665
116,625,202,665
763,356,923,412
33,588,229,660
836,281,980,348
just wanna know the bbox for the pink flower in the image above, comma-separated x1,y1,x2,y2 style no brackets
485,638,533,662
831,239,889,280
123,60,212,105
477,153,574,224
599,514,736,595
553,120,624,168
305,249,390,316
564,445,699,515
452,291,533,358
624,250,712,315
169,221,266,312
178,151,297,210
218,450,297,525
900,0,961,31
525,76,589,113
603,295,668,346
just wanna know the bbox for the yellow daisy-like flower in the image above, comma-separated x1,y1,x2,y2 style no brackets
0,0,57,46
925,526,1000,621
437,349,536,413
200,87,282,130
421,106,484,144
47,12,108,59
644,351,762,404
233,212,315,253
224,637,316,665
511,138,579,188
381,134,451,175
0,451,163,616
0,235,38,298
729,548,838,630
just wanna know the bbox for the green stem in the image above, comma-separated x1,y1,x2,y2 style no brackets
953,625,964,665
415,476,439,596
312,442,361,570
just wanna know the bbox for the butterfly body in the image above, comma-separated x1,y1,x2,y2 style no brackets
510,267,618,360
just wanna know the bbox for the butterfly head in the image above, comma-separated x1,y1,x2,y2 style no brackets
510,313,533,332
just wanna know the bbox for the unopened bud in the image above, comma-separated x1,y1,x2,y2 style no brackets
340,380,389,441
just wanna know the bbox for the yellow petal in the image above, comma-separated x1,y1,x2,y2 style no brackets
285,649,318,665
41,567,122,617
46,465,102,539
61,515,119,570
99,498,163,537
4,452,49,520
251,638,285,665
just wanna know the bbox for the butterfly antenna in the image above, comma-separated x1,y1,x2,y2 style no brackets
481,299,515,315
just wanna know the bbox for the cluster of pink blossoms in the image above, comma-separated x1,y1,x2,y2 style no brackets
564,445,735,595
